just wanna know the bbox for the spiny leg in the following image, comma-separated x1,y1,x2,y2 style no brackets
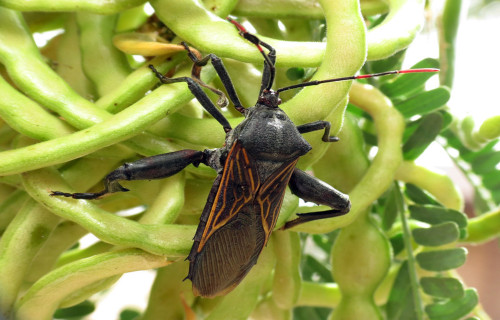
51,149,209,200
296,120,339,142
149,65,232,133
284,168,350,229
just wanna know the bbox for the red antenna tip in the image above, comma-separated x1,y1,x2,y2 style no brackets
398,68,440,74
226,17,247,33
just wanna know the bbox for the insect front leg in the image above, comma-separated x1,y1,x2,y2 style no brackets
284,168,351,229
296,121,339,142
181,42,246,114
149,65,232,133
227,18,276,93
51,149,211,199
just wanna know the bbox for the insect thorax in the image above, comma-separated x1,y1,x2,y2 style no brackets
230,104,310,178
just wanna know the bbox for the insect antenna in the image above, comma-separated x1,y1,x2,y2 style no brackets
276,68,439,93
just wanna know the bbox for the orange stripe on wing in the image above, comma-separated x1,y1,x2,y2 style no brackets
198,141,259,252
256,160,297,238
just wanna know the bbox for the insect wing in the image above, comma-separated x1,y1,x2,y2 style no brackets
187,140,262,297
198,140,260,249
187,140,299,297
255,159,298,242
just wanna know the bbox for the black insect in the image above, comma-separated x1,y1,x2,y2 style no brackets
51,18,438,298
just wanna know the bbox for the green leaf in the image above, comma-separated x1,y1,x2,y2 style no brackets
420,277,465,299
416,247,467,271
389,233,405,256
425,288,479,320
459,227,468,240
482,172,500,189
382,183,404,230
120,309,141,320
404,183,442,206
395,87,450,118
471,151,500,175
403,112,444,160
380,58,440,97
54,300,95,319
386,261,420,320
438,110,453,131
286,67,306,81
409,205,467,228
412,222,460,246
365,49,406,75
460,139,498,163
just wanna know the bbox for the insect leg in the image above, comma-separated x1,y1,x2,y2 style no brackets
284,168,350,229
296,120,339,142
181,42,245,114
149,65,232,133
51,149,210,199
259,43,276,94
227,18,276,92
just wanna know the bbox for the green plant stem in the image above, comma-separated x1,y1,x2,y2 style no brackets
282,0,365,165
95,54,182,113
272,231,301,309
0,184,15,203
25,221,88,284
0,75,74,141
367,0,426,60
140,174,186,224
251,296,290,319
331,211,391,320
55,14,96,98
14,172,186,318
464,207,500,244
150,0,331,67
0,7,110,128
0,199,59,316
395,161,463,210
142,261,192,320
396,185,425,320
22,167,194,256
232,0,388,19
298,282,341,307
438,0,464,88
76,12,132,97
0,190,29,233
0,155,127,316
297,263,399,308
14,248,171,320
0,0,146,14
292,82,404,233
203,0,239,17
0,64,205,176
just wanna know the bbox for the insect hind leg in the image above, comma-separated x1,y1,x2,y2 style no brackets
284,168,350,229
51,149,208,200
